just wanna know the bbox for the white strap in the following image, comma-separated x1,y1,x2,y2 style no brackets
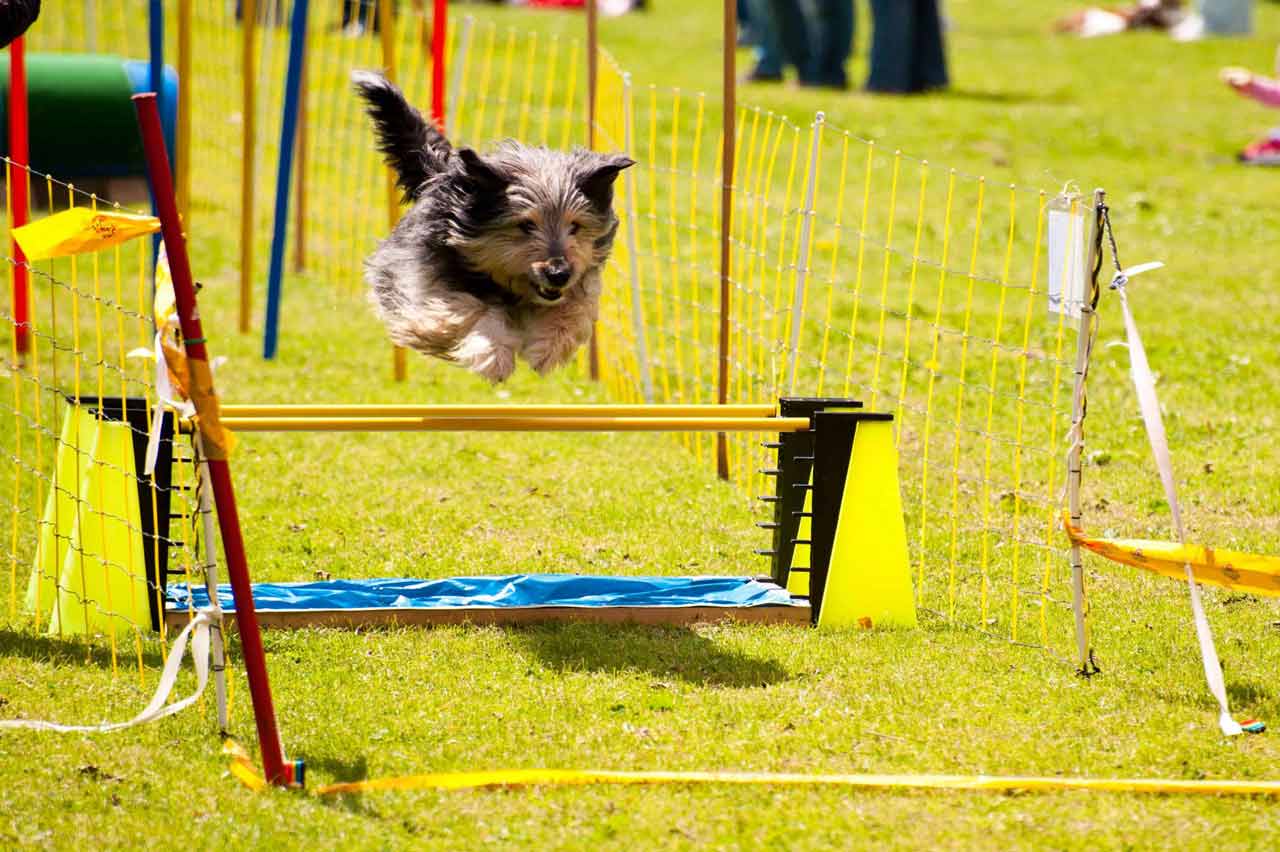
131,331,197,477
0,609,215,733
1115,278,1242,736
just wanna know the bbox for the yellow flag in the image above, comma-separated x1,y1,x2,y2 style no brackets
12,208,160,260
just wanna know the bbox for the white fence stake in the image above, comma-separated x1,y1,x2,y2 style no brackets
786,111,824,392
1067,187,1105,674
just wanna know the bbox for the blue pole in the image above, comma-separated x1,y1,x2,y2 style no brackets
148,0,164,261
263,0,311,359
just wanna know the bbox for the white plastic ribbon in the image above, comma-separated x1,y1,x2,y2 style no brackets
0,609,215,733
1113,265,1242,736
128,332,196,476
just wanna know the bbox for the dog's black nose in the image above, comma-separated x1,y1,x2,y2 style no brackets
545,259,572,287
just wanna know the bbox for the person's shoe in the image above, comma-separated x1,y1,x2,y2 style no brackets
1239,135,1280,165
798,75,849,91
743,67,784,84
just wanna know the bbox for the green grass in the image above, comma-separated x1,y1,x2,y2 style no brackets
6,0,1280,848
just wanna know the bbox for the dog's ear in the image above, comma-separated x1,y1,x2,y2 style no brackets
352,70,451,202
457,148,509,195
578,154,635,211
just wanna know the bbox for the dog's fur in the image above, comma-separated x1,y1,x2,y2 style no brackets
353,71,634,382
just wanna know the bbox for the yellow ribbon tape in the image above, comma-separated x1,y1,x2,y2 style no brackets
188,358,237,461
309,768,1280,798
12,208,161,260
224,744,1280,798
222,738,267,792
1065,514,1280,598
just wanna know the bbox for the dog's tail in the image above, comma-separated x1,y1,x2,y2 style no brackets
352,70,451,202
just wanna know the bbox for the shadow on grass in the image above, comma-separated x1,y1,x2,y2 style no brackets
1227,680,1272,708
0,627,167,671
509,623,789,688
935,88,1067,106
302,752,381,815
1145,678,1277,720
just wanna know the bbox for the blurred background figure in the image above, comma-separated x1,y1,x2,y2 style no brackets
742,0,789,82
768,0,855,89
866,0,947,94
1054,0,1185,37
1222,47,1280,164
341,0,379,34
0,0,38,46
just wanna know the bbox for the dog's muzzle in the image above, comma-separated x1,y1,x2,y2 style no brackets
533,258,573,303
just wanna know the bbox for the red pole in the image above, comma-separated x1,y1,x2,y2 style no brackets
9,36,30,358
133,93,291,788
430,0,446,132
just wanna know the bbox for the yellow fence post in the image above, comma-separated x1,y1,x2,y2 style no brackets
177,0,192,227
380,0,408,381
239,0,258,333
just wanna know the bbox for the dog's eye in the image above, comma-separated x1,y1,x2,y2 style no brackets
518,220,537,234
568,222,581,235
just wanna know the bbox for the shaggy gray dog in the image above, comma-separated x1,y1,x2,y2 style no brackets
353,71,634,382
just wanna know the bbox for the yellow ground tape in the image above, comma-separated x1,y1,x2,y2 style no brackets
222,738,268,792
224,744,1280,797
308,768,1280,798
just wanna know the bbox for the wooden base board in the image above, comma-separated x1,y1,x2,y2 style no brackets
165,602,812,631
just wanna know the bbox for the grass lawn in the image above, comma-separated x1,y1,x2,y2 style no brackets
4,0,1280,848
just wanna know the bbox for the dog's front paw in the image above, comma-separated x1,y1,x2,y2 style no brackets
523,331,582,376
452,335,516,383
473,347,516,383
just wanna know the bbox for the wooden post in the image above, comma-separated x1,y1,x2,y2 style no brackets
716,0,737,479
381,0,409,381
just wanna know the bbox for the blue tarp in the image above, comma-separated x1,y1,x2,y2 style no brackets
167,575,795,612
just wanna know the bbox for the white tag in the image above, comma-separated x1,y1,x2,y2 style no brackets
1047,193,1088,318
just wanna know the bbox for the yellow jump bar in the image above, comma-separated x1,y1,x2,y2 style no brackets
221,403,780,418
220,416,811,433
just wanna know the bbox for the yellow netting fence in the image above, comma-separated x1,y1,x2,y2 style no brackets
0,157,234,724
17,2,1090,661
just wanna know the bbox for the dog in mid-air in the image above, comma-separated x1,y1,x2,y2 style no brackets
352,71,634,383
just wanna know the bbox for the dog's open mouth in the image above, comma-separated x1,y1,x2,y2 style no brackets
533,284,565,303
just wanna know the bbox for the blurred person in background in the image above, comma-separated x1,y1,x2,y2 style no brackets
768,0,855,89
743,0,790,82
866,0,947,94
1222,47,1280,164
0,0,38,46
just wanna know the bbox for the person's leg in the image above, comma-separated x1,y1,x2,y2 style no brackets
747,0,786,79
866,0,916,93
911,0,949,91
771,0,815,82
811,0,854,88
738,0,758,46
